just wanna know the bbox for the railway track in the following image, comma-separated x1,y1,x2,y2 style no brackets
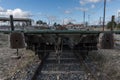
32,50,100,80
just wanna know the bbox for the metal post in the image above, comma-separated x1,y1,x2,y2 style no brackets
10,15,14,31
99,17,102,26
103,0,106,31
111,15,115,31
16,48,19,56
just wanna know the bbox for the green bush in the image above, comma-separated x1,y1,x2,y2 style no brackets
107,21,117,29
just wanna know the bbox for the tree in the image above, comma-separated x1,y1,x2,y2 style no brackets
107,21,117,29
116,23,120,29
53,22,57,27
57,24,61,27
36,20,43,25
53,22,61,27
43,22,47,25
67,22,73,25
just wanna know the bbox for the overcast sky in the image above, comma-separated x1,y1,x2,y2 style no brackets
0,0,120,24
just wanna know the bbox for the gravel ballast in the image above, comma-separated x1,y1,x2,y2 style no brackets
0,33,40,80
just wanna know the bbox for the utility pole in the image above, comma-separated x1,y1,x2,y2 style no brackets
83,11,86,26
99,17,102,26
88,15,90,26
103,0,106,31
62,19,64,25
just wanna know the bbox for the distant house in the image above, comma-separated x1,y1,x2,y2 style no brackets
56,26,67,30
62,24,84,30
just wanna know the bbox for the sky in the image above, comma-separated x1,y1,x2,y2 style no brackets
0,0,120,25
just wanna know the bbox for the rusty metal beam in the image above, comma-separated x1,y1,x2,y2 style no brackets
0,17,32,22
1,30,120,34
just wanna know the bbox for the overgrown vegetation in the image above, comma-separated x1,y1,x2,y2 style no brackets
106,21,117,29
106,21,120,30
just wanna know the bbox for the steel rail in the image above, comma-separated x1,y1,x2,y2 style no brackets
74,52,98,80
75,51,111,80
31,53,49,80
87,54,112,80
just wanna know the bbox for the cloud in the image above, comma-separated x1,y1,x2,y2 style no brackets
80,1,86,5
46,15,57,22
91,4,95,8
75,7,88,12
63,18,76,24
79,0,101,5
0,7,5,12
0,7,31,18
89,0,101,3
118,10,120,13
117,10,120,16
64,10,72,14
